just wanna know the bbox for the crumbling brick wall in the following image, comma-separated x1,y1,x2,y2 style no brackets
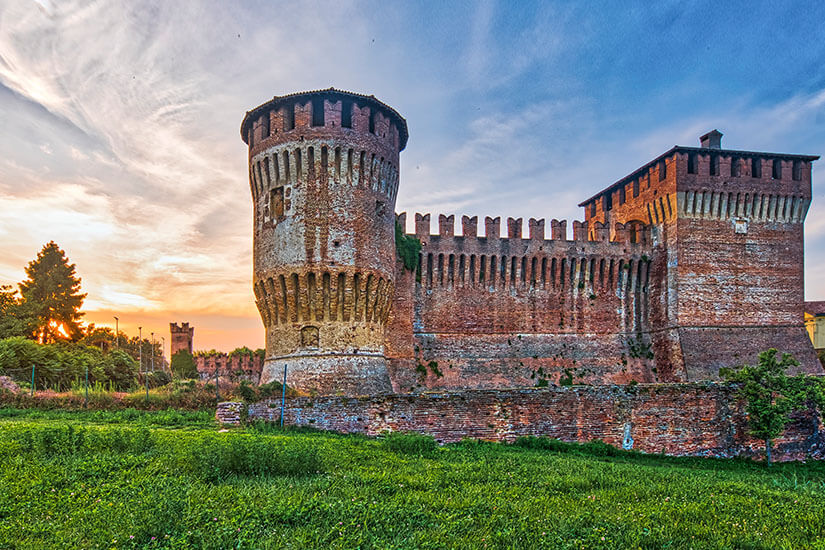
243,384,824,461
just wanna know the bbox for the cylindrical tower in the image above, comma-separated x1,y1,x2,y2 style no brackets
241,89,407,395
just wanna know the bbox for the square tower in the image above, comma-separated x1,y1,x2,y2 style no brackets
170,322,194,356
580,131,821,378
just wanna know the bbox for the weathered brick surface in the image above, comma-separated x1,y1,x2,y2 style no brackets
242,92,821,395
216,401,244,425
245,385,824,461
242,89,407,395
195,353,262,382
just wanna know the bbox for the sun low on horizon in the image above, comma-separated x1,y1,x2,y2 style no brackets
2,1,825,355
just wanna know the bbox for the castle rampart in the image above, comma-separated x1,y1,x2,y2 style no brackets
241,92,821,399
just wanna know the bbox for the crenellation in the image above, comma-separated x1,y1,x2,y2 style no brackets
485,216,500,239
528,218,545,240
572,220,588,241
462,215,478,237
438,214,454,237
415,213,430,238
551,219,567,240
507,217,522,239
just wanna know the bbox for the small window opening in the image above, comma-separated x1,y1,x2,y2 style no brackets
271,187,284,221
751,157,761,178
341,100,352,128
772,159,782,180
283,104,295,131
261,114,270,138
793,160,802,181
633,178,639,198
710,154,719,176
603,194,612,212
311,98,324,127
687,153,697,174
658,159,667,181
368,109,376,134
590,203,596,218
619,187,626,205
730,156,740,177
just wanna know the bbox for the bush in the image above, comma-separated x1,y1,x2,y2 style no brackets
170,350,198,379
175,433,324,482
381,431,438,457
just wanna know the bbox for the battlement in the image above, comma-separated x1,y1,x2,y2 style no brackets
170,322,192,333
241,88,408,159
400,212,649,245
579,131,818,228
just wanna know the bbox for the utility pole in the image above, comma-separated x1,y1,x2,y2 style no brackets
114,316,119,350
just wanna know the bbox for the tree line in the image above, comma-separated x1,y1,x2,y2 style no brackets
0,242,173,390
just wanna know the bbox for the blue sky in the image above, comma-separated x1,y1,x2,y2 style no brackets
1,1,824,351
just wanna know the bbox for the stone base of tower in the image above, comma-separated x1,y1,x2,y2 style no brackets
260,354,393,396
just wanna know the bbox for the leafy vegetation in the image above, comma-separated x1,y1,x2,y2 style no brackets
721,348,825,464
395,220,422,272
1,415,825,548
17,241,87,342
170,349,198,379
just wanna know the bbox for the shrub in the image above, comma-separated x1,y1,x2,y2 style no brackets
381,431,438,456
170,350,198,379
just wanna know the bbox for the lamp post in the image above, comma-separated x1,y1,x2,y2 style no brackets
161,336,165,371
150,332,155,373
114,316,119,350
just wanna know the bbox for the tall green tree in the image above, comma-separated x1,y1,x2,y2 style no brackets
18,242,87,343
0,285,35,339
170,349,198,379
720,349,804,465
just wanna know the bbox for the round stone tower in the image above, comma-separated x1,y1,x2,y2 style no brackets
240,89,407,395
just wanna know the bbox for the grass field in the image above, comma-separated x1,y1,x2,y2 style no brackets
0,409,824,549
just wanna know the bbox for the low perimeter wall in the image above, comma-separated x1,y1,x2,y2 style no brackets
218,384,825,461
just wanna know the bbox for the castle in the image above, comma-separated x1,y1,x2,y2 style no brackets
240,88,822,397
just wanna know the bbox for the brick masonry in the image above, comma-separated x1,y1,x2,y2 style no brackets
224,383,824,461
238,91,823,457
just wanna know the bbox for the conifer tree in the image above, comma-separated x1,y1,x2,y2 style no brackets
18,242,86,343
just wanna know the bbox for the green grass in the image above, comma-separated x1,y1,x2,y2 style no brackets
0,413,824,549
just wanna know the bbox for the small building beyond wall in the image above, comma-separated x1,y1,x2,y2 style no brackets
805,301,825,352
218,384,825,462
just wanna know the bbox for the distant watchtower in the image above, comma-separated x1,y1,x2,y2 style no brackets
240,88,408,395
169,322,194,356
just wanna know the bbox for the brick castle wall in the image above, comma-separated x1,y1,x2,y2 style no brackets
195,353,263,382
235,384,824,461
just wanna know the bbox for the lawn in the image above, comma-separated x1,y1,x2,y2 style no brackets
0,409,823,549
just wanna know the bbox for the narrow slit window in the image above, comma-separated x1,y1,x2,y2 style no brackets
793,160,802,181
687,153,697,174
772,159,782,180
658,159,667,181
341,99,353,128
261,114,270,138
368,109,376,134
730,156,740,177
751,157,762,178
710,155,719,176
311,98,324,127
283,104,295,131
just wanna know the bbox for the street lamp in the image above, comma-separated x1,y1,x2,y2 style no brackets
138,326,143,369
150,332,155,372
114,316,119,350
160,336,166,371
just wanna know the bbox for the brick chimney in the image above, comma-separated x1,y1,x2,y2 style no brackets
700,129,723,149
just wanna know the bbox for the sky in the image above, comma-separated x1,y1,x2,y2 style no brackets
1,0,824,355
